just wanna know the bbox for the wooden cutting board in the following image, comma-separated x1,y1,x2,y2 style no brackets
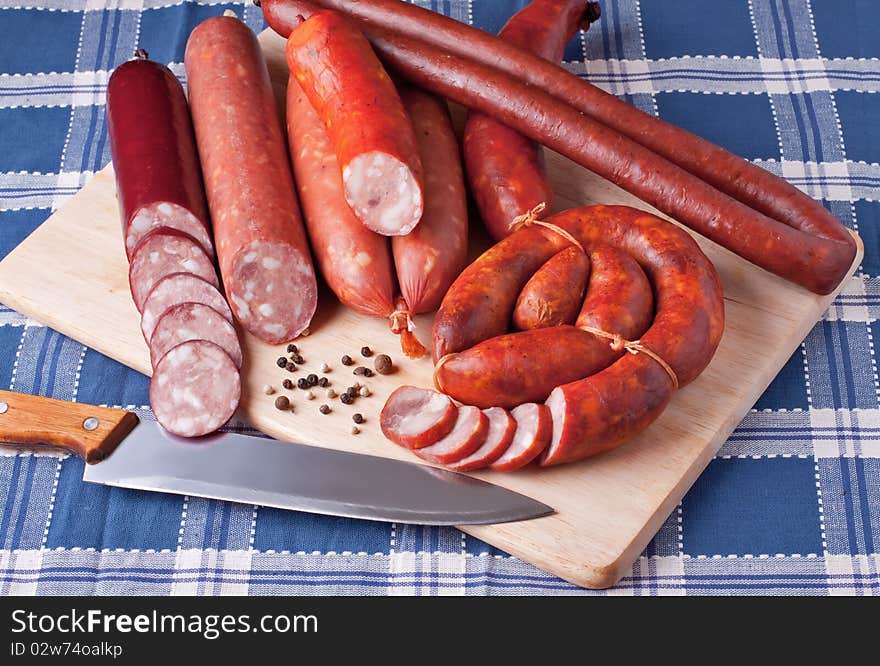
0,30,862,589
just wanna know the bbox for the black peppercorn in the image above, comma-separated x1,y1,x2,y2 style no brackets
352,413,364,424
287,343,298,353
282,379,294,390
276,356,288,368
340,393,354,405
318,377,329,387
341,354,354,366
307,373,318,386
274,396,290,410
319,404,331,415
297,377,309,390
361,346,373,357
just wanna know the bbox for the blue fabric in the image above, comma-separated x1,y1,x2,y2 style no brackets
1,0,879,596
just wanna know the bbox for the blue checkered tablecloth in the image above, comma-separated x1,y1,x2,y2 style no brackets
1,0,878,596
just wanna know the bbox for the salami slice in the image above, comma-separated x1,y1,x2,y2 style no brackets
140,272,232,343
412,405,488,465
380,386,458,449
448,407,516,472
150,340,241,437
126,201,214,261
128,228,218,311
489,403,552,472
149,302,242,369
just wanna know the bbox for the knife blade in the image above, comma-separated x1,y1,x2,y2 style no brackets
0,390,553,525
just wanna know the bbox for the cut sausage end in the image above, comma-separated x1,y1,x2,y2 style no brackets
140,272,233,343
149,301,243,370
541,386,567,466
490,402,552,472
128,228,219,312
228,239,317,344
150,340,241,437
448,407,516,472
126,201,213,261
380,386,457,449
413,405,488,465
343,151,423,236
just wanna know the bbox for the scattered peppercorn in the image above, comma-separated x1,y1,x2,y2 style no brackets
318,377,329,387
297,377,309,390
361,346,373,357
326,388,337,399
286,360,297,372
306,390,315,400
363,368,374,377
374,354,393,375
293,354,305,364
319,362,330,373
351,426,360,435
352,413,364,424
282,379,294,390
353,366,367,376
340,393,354,405
358,386,371,398
274,395,290,410
287,343,298,354
341,354,353,366
319,404,331,414
262,384,275,395
307,373,318,386
276,356,288,368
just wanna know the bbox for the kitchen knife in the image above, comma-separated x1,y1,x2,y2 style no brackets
0,390,553,525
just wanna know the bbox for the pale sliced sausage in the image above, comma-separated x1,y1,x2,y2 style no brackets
140,272,233,343
149,302,242,369
448,407,516,472
380,386,458,449
490,403,552,471
412,405,488,465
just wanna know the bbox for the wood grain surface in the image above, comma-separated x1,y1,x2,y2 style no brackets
0,30,862,588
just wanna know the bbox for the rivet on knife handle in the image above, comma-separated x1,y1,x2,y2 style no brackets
0,390,139,464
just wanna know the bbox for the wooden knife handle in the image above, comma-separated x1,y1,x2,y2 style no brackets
0,390,139,463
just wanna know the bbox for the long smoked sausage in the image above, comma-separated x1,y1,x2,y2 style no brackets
261,0,856,295
106,50,213,260
185,15,317,343
392,87,468,314
286,10,424,236
463,0,600,241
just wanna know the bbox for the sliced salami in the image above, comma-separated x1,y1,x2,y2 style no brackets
413,405,488,465
126,201,214,261
140,272,232,343
149,302,242,369
128,228,218,312
150,340,240,437
490,403,552,472
448,407,516,472
380,386,458,450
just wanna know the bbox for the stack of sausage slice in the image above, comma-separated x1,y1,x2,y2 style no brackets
107,51,242,437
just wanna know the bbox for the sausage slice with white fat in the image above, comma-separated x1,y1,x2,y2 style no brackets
490,403,552,472
149,302,243,369
412,405,488,465
380,386,458,449
140,272,233,343
128,228,218,312
150,340,240,437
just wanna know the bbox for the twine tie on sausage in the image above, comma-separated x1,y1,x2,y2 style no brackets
390,303,427,359
512,202,586,255
579,325,679,390
432,353,458,393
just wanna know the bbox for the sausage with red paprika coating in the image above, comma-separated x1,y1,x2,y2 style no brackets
513,246,591,330
286,10,424,236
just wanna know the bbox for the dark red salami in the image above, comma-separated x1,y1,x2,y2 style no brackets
150,340,241,437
